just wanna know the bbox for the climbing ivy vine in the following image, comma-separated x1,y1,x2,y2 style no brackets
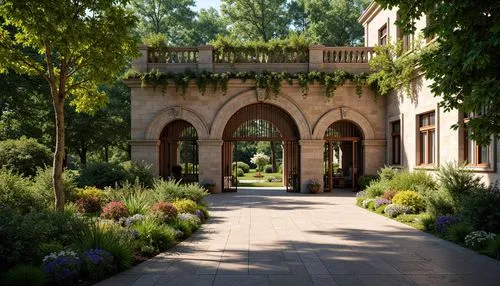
125,69,370,100
367,38,426,98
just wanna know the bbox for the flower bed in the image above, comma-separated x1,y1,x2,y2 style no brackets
0,168,210,285
355,164,500,261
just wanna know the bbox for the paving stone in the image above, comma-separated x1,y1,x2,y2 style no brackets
100,188,500,286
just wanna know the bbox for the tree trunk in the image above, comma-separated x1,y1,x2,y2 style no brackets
104,145,109,162
270,141,277,172
52,94,65,211
79,145,87,165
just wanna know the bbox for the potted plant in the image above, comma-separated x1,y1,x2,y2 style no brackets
306,179,321,193
201,180,216,194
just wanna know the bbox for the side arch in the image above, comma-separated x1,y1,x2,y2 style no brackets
312,108,375,140
145,106,209,140
210,89,312,139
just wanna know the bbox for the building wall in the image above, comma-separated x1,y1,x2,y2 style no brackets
128,79,387,192
361,2,500,186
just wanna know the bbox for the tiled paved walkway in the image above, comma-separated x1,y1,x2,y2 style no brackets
98,188,500,286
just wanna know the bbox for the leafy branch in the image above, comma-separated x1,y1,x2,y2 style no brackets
126,69,369,99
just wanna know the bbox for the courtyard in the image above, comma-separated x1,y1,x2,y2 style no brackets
98,188,500,286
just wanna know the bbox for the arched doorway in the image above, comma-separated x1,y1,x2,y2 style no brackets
159,120,199,182
323,120,364,191
222,103,300,192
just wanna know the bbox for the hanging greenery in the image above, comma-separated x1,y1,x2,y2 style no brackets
367,38,426,98
125,69,369,100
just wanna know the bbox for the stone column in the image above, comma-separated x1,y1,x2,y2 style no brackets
198,140,223,193
308,45,325,71
197,45,214,72
363,139,386,175
132,44,148,73
299,140,325,193
130,140,160,176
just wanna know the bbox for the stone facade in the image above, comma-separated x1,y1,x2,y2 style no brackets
127,76,386,193
360,2,499,185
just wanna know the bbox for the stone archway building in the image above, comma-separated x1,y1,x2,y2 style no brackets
127,46,386,193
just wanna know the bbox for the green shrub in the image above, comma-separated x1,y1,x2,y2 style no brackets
38,242,64,262
153,180,208,204
445,223,473,243
78,162,128,188
173,199,198,214
419,214,436,232
486,236,500,260
0,137,51,177
392,190,426,212
375,205,385,214
356,196,367,207
389,170,436,193
134,218,176,252
357,175,378,191
437,162,484,207
422,187,456,217
74,186,106,213
460,185,500,233
0,168,43,213
172,219,193,238
232,161,250,173
378,166,398,181
236,167,244,177
121,160,154,188
365,180,390,198
78,221,133,270
0,209,87,265
1,264,47,286
264,164,273,173
31,167,77,206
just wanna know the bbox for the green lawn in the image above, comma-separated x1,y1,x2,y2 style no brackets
237,169,284,187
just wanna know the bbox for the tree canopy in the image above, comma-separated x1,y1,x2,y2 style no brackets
376,0,500,144
0,0,138,210
221,0,289,42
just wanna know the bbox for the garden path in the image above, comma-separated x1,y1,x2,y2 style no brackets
98,188,500,286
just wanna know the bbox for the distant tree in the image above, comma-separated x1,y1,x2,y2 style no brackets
287,0,309,33
0,0,137,210
376,0,500,144
132,0,196,45
221,0,289,41
0,73,53,146
66,82,130,165
304,0,369,46
192,8,229,45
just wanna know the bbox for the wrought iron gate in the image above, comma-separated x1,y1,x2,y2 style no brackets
221,103,300,192
323,120,363,192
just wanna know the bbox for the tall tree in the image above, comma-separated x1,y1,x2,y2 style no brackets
192,8,229,45
376,0,500,144
0,0,137,210
287,0,309,33
132,0,196,45
221,0,289,42
66,82,130,165
0,73,54,146
304,0,369,46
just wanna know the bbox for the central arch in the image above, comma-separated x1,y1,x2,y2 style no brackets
221,103,300,192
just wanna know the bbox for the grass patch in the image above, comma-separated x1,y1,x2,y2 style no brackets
238,169,282,181
238,181,284,187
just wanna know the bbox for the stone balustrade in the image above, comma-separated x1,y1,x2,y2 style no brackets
132,44,373,74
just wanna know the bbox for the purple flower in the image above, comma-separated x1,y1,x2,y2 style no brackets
375,198,391,208
195,209,204,219
436,215,460,233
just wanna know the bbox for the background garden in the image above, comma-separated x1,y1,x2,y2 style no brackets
356,164,500,260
